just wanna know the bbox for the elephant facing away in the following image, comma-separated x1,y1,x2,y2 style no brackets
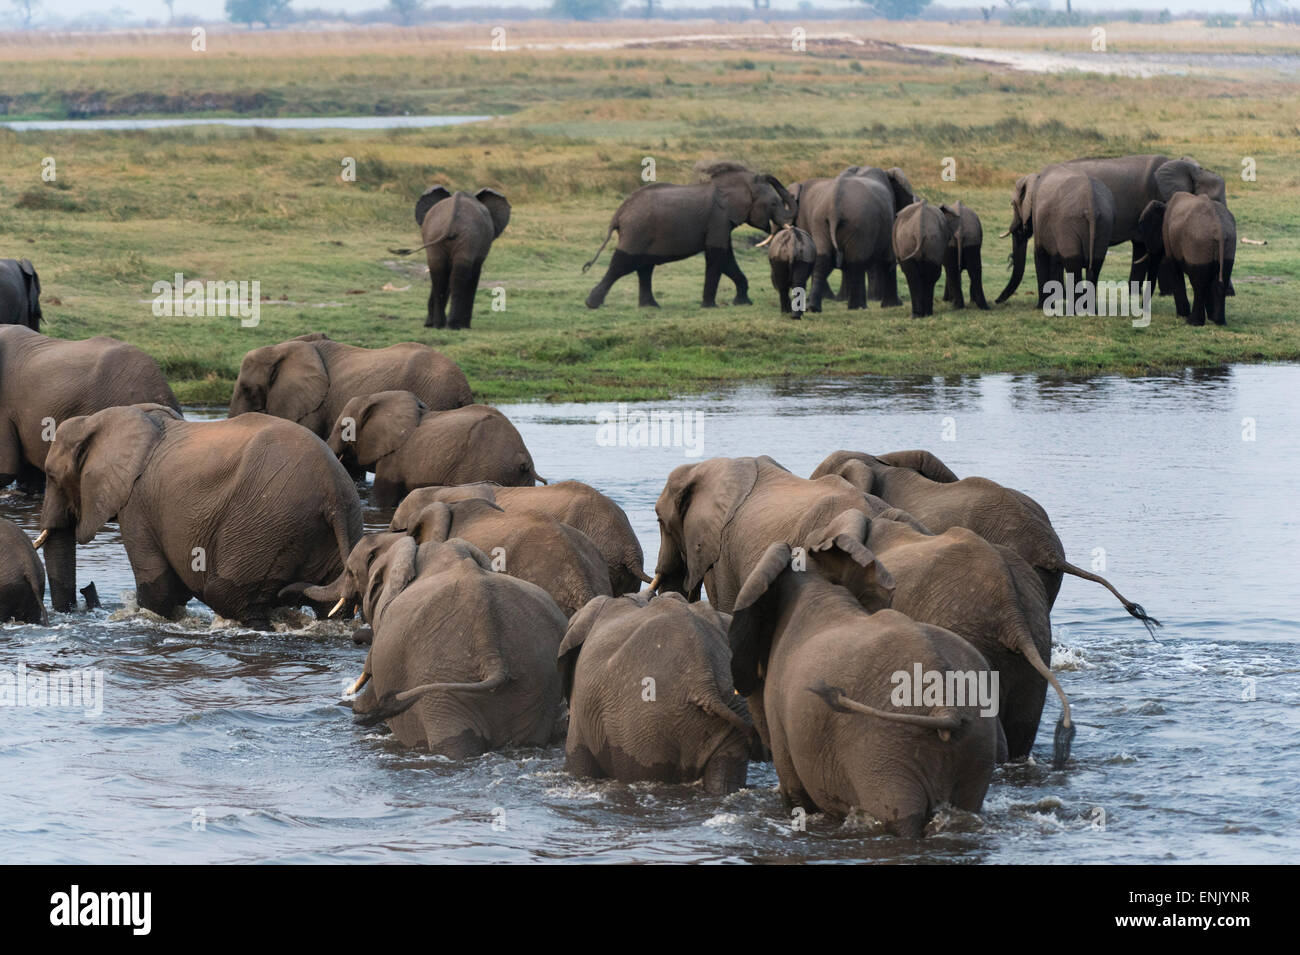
728,541,999,836
0,259,42,330
339,536,567,756
764,226,816,318
390,480,649,595
939,202,990,310
583,162,793,309
558,591,754,794
0,518,46,624
389,185,510,330
325,391,543,507
36,405,363,626
1139,194,1236,326
892,200,953,318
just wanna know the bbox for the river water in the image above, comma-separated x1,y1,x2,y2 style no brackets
2,365,1297,863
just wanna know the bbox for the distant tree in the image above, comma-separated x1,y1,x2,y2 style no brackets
389,0,423,24
551,0,621,18
226,0,291,28
860,0,933,18
10,0,39,27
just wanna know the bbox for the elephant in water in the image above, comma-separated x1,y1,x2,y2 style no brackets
939,201,990,310
1139,194,1236,326
0,259,42,330
557,591,754,793
583,161,793,309
36,405,363,627
0,518,46,624
390,481,649,595
325,391,543,507
892,199,954,318
729,541,999,837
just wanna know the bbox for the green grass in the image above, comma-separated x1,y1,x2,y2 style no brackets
2,33,1298,404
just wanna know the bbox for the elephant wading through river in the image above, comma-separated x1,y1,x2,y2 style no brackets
583,162,793,309
0,518,46,624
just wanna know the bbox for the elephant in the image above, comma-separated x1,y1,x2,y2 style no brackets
388,185,510,330
36,404,363,624
339,535,567,756
892,200,954,318
939,201,990,310
325,390,542,507
728,541,999,836
791,166,914,311
228,332,472,444
0,326,179,497
583,161,793,309
764,226,816,318
0,259,42,330
1138,194,1237,326
557,591,754,793
810,450,1159,631
390,480,649,595
0,518,46,624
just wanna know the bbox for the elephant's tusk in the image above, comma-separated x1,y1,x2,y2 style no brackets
1132,254,1148,265
998,230,1011,238
345,672,370,696
328,596,348,618
32,529,49,549
754,234,776,249
648,573,662,593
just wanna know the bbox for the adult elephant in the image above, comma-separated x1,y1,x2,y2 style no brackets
228,332,471,442
582,162,793,309
791,166,914,311
0,326,179,496
0,518,46,624
389,185,510,330
35,404,362,624
0,259,42,330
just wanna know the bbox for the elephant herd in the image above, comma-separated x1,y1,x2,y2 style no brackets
0,321,1160,835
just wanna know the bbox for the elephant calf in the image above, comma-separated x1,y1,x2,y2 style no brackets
0,518,46,624
327,391,543,508
558,591,754,793
1139,193,1236,326
892,200,952,318
0,259,42,331
939,202,990,310
765,226,816,319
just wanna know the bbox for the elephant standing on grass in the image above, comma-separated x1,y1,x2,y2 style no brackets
939,202,990,310
0,518,46,624
0,259,42,330
558,592,754,793
1138,194,1236,326
583,162,793,309
765,226,816,319
892,200,953,318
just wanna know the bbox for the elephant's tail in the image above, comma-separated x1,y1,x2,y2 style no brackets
695,689,756,739
1217,223,1227,286
1014,630,1075,768
388,240,439,257
808,681,963,739
1059,560,1161,636
1085,189,1097,277
582,220,617,273
353,667,510,727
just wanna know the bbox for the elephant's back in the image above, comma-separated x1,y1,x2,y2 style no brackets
16,333,177,413
330,342,472,414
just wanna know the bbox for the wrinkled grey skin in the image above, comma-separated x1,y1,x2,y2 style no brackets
1139,194,1237,326
0,518,47,624
341,536,567,756
729,541,998,837
39,405,362,628
397,185,510,330
391,481,649,595
0,327,179,501
558,591,753,793
766,226,816,318
892,200,954,318
584,162,793,309
0,259,41,331
325,390,542,507
228,333,472,443
939,201,990,310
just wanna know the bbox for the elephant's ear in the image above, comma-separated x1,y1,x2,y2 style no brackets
475,188,511,238
805,509,896,611
835,458,877,495
1138,201,1167,258
53,408,165,545
658,458,759,596
409,501,454,544
556,594,616,701
939,203,963,244
364,535,419,624
1155,159,1200,201
876,449,960,483
728,542,794,695
350,390,425,466
1012,174,1037,233
886,168,916,210
265,340,329,426
416,185,453,228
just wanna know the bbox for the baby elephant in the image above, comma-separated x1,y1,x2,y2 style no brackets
0,518,46,624
1139,194,1236,326
558,591,754,794
765,226,816,318
892,200,953,318
328,390,543,507
939,202,989,310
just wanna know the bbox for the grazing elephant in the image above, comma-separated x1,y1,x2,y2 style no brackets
0,518,46,624
388,185,510,330
764,226,816,318
0,259,42,330
728,541,998,836
939,202,990,310
36,404,363,625
0,326,179,497
557,591,754,793
583,161,793,309
390,480,649,594
325,391,542,507
342,536,567,756
228,333,471,442
810,450,1159,631
1138,194,1236,326
892,200,953,318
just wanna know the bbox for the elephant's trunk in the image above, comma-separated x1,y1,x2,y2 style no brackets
42,527,78,614
995,231,1029,304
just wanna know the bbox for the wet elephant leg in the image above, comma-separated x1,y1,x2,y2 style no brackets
702,753,748,795
586,250,638,309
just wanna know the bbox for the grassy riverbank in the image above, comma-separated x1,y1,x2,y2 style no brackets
1,22,1297,403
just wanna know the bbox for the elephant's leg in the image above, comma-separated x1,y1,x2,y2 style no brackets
923,261,942,316
447,260,481,330
1188,269,1208,327
586,249,638,309
808,253,834,312
1129,242,1148,288
701,248,725,308
133,556,191,621
1156,255,1177,296
720,246,750,305
1033,245,1052,308
636,263,659,308
425,254,450,329
16,461,45,496
843,261,868,310
1171,265,1192,319
790,261,813,319
564,742,605,780
941,248,960,306
879,259,903,308
1215,263,1232,325
370,471,405,509
770,261,792,313
967,251,990,310
701,753,748,795
900,261,923,318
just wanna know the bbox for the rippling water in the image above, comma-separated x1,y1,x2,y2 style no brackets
2,365,1297,863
